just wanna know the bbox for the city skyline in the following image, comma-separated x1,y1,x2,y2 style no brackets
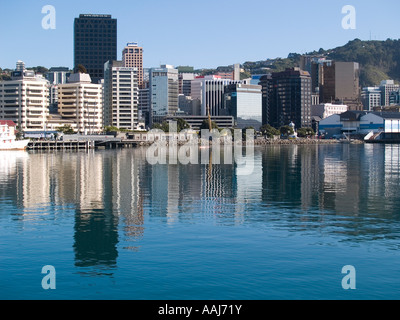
1,0,400,70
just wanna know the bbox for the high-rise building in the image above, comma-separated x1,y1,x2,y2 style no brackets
103,60,139,130
0,63,49,132
380,80,399,106
318,61,361,110
58,73,103,134
74,14,117,83
191,75,241,116
260,68,311,129
223,83,262,130
122,43,143,88
259,74,272,126
149,65,179,123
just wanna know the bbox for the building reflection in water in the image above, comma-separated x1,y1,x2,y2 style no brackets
1,144,400,273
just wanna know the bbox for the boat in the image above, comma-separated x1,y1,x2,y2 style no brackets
0,120,30,150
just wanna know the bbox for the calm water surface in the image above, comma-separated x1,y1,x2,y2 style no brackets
0,144,400,299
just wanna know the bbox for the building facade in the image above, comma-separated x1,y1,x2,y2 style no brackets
380,80,399,107
0,69,49,132
318,61,361,110
57,73,103,134
223,83,262,130
104,60,139,130
261,68,312,129
74,14,117,83
191,75,241,117
361,86,382,111
122,43,143,88
149,65,179,122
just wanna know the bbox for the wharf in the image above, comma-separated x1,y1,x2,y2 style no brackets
27,140,96,150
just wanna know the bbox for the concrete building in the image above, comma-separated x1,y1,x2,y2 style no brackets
361,86,382,111
57,73,103,134
191,75,241,117
149,65,179,122
223,83,262,130
0,66,49,132
104,60,139,130
122,43,144,88
380,80,399,106
178,72,196,96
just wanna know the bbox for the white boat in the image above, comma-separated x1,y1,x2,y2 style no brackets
0,120,30,150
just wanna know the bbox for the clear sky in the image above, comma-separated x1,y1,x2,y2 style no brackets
0,0,399,70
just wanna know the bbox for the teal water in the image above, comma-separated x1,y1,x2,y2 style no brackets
0,144,399,300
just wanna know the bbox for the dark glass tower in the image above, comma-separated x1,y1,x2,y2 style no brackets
74,14,117,83
260,68,311,129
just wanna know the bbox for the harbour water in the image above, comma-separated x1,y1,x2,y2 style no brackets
0,143,399,300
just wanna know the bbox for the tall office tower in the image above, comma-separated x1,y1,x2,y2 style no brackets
58,73,103,134
122,43,143,88
319,61,361,110
74,14,117,83
261,68,311,129
223,83,262,130
149,65,179,123
191,75,241,116
259,74,272,126
380,80,399,107
104,60,139,130
0,65,49,132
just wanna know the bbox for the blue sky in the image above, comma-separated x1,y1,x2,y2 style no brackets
0,0,399,70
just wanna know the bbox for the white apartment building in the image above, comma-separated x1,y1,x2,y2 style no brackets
191,75,241,116
0,69,49,132
104,60,139,130
58,73,103,134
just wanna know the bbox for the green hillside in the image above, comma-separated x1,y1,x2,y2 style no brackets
242,38,400,88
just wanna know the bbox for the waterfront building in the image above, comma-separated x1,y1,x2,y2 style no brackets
57,73,103,134
318,110,400,138
260,68,312,129
149,65,179,123
0,64,49,132
191,75,241,117
74,14,117,83
361,86,382,111
104,60,139,130
122,43,144,88
311,103,348,119
380,80,399,106
223,83,262,130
